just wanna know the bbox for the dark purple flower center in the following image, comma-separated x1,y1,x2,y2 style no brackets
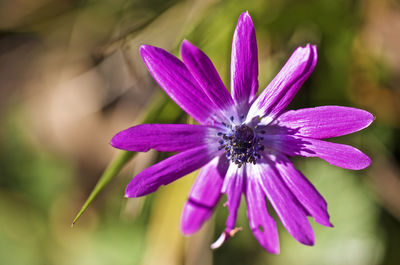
218,123,264,167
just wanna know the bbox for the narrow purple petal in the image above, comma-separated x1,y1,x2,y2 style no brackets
181,40,237,120
276,106,374,139
111,124,217,152
222,164,245,231
245,176,280,254
181,156,228,235
263,135,372,170
253,160,315,245
125,145,218,197
231,12,258,107
248,44,317,123
140,45,221,124
273,154,332,227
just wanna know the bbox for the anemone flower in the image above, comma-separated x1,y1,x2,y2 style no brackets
111,12,373,253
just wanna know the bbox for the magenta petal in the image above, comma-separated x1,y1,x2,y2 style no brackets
125,145,216,197
254,160,315,245
263,135,371,170
248,44,317,122
181,40,236,120
111,124,216,152
245,176,280,254
231,12,259,107
296,138,372,170
140,45,220,124
222,164,245,231
181,156,228,235
273,154,332,227
276,106,374,139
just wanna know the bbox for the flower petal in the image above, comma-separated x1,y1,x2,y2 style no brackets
248,44,317,123
231,12,258,108
276,106,374,139
222,164,245,231
273,154,332,227
140,45,220,124
245,176,280,254
181,40,237,121
263,135,371,170
125,145,217,197
111,124,217,152
254,160,315,245
181,156,228,235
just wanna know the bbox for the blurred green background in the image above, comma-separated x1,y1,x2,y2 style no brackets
1,0,400,264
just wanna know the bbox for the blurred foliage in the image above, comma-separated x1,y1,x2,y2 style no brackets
72,92,182,225
1,0,400,264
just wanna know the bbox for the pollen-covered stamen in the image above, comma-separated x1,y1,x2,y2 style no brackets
217,124,264,167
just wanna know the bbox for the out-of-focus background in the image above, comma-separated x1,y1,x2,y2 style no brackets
1,0,400,264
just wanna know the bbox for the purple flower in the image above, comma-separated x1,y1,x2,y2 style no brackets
111,12,373,253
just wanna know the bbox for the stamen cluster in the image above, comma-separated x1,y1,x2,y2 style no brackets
218,122,264,167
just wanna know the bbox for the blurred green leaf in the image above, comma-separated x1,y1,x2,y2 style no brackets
72,92,174,226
